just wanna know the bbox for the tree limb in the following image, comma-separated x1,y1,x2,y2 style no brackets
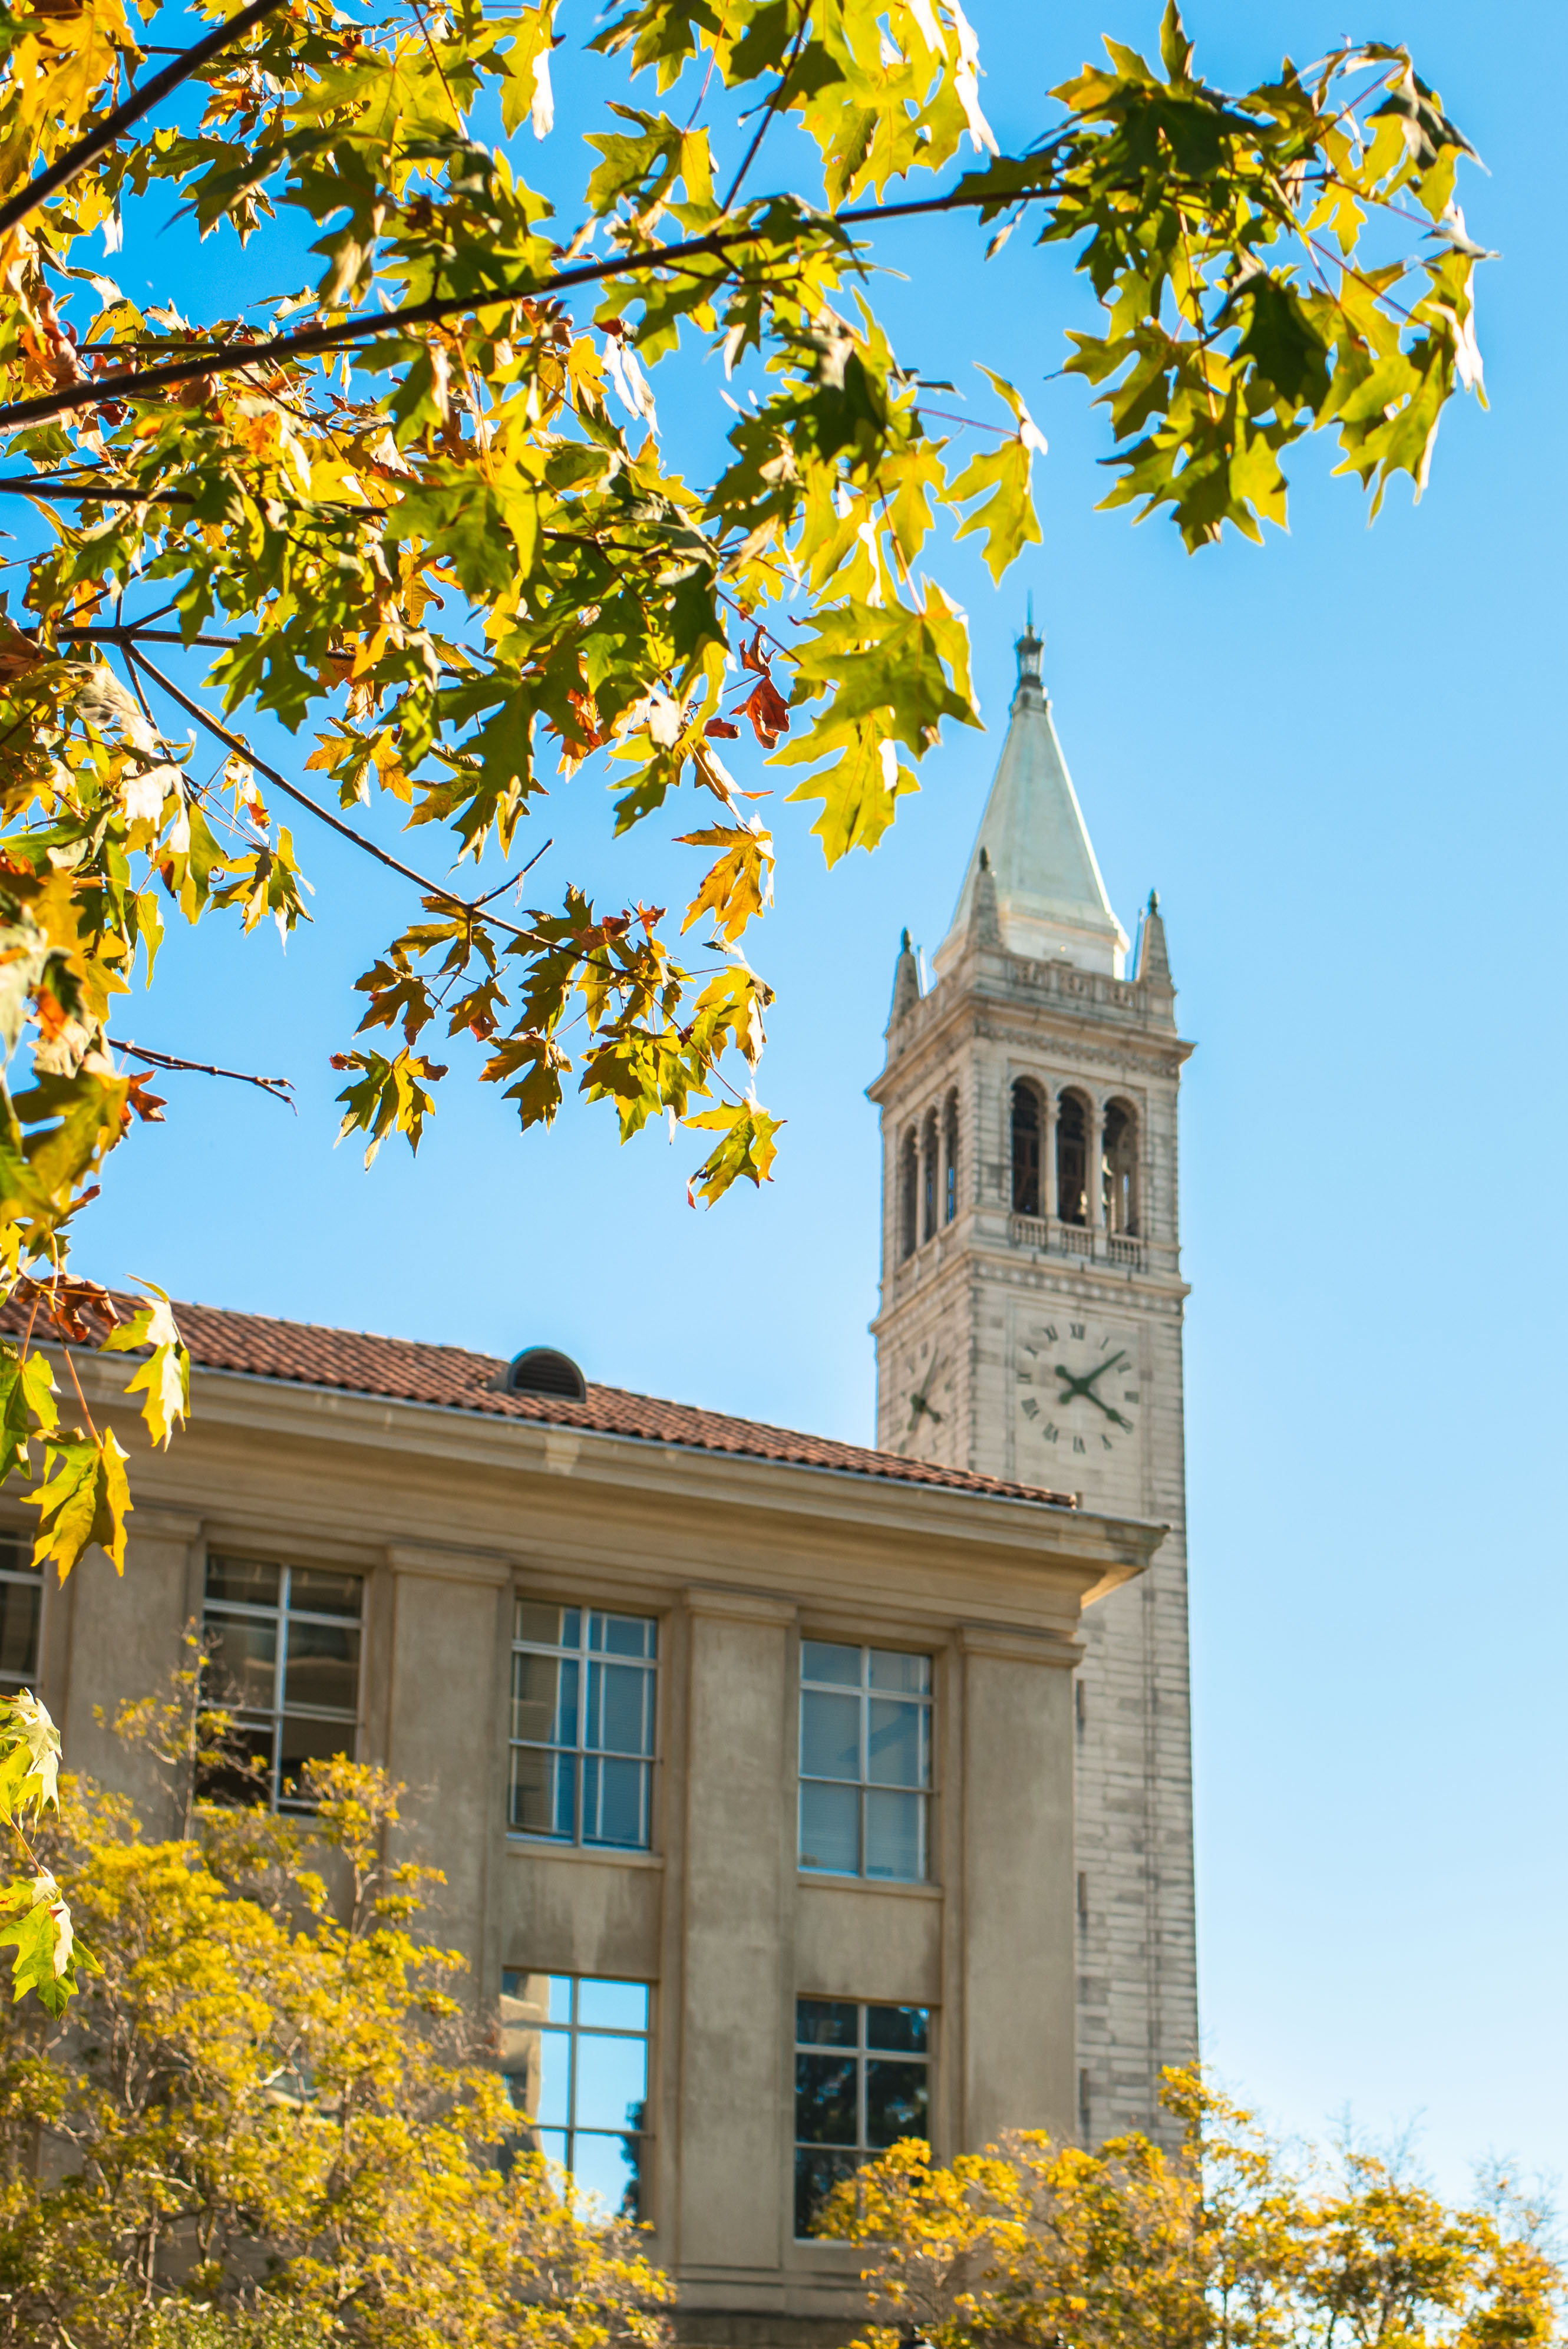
0,183,1064,433
0,0,289,240
60,624,243,647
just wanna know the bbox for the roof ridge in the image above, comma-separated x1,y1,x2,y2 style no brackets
0,1292,1077,1512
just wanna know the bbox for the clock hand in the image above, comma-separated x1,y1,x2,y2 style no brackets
1056,1372,1132,1427
905,1354,945,1433
1053,1352,1128,1403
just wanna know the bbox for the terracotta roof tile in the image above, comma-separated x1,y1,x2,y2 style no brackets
5,1295,1077,1510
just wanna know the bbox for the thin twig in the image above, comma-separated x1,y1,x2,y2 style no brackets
0,0,288,239
59,1347,101,1447
719,7,811,214
108,1037,296,1108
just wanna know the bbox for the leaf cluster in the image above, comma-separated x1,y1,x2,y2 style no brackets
0,1751,677,2348
826,2073,1563,2349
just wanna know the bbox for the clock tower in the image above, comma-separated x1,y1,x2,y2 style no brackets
869,619,1198,2147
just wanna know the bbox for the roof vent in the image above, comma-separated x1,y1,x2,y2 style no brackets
506,1347,587,1401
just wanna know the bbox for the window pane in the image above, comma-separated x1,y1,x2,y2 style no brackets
586,1660,653,1756
577,1979,649,2033
536,2027,572,2126
583,1754,648,1848
278,1713,356,1802
515,1601,579,1649
794,2053,858,2145
196,1718,274,1808
536,2125,569,2170
288,1567,361,1619
795,2147,860,2240
572,2129,642,2220
869,1649,930,1696
547,1977,573,2023
864,1788,924,1882
867,1698,927,1788
282,1618,359,1715
798,1781,859,1875
800,1690,859,1780
0,1577,40,1680
206,1555,279,1608
590,1612,655,1660
575,2029,648,2132
509,1746,575,1839
795,1999,860,2048
801,1640,860,1687
204,1614,277,1712
512,1651,579,1747
866,2058,928,2149
0,1534,34,1573
866,2004,929,2056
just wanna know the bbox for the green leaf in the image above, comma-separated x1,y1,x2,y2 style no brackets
103,1284,191,1451
0,1866,81,2013
29,1428,131,1581
0,1688,63,1823
685,1097,783,1206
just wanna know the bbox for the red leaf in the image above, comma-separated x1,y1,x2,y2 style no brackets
704,718,740,740
739,676,790,748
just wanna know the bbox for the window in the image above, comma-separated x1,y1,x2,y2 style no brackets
921,1107,938,1243
501,1971,651,2219
899,1127,919,1261
794,1998,930,2237
943,1091,959,1225
1010,1080,1041,1215
1102,1100,1138,1235
509,1603,656,1849
0,1530,42,1692
202,1556,362,1809
1057,1090,1088,1224
798,1642,931,1882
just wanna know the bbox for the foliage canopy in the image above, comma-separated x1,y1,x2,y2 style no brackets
0,0,1487,1997
821,2077,1562,2349
0,1742,676,2347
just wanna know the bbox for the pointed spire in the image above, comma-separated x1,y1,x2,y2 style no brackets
1135,889,1173,989
1014,613,1045,707
887,925,922,1030
969,844,1002,947
936,612,1128,979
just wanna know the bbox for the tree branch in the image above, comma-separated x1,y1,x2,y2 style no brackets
0,0,289,240
125,645,504,915
60,623,243,647
109,1037,296,1108
0,182,1062,433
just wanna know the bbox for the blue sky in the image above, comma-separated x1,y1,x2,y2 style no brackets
53,0,1567,2194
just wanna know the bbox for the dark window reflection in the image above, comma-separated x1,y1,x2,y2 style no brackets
793,1998,930,2237
200,1555,362,1812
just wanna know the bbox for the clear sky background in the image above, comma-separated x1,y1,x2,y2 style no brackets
57,0,1567,2197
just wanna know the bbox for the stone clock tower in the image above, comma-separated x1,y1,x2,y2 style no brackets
868,620,1198,2147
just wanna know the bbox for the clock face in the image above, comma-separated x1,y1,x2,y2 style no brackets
1015,1315,1142,1468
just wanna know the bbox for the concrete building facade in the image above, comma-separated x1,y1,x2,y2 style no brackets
868,621,1200,2145
4,1301,1166,2340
